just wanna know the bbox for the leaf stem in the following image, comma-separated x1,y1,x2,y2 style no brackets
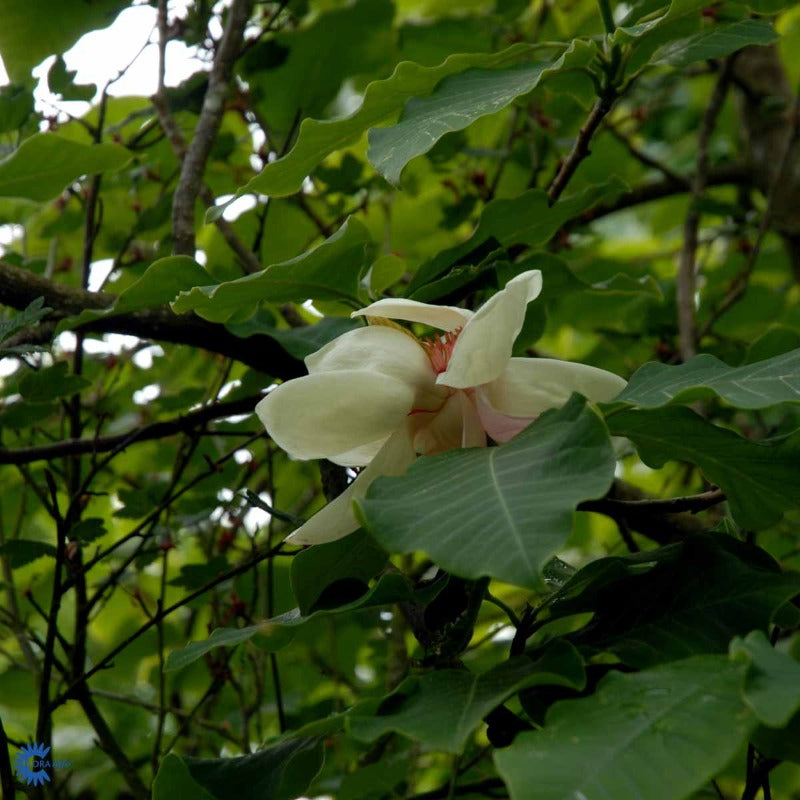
597,0,616,36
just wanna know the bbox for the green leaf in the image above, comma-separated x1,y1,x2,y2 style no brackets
68,518,107,543
358,395,616,589
368,40,596,184
407,179,627,295
607,407,800,530
0,84,34,134
223,44,533,205
0,540,57,568
0,0,126,83
730,631,800,728
495,656,755,800
57,256,209,333
19,362,90,401
167,571,441,672
164,622,296,672
173,218,375,320
0,297,51,350
338,753,412,800
271,571,441,628
47,56,95,102
562,535,800,668
349,642,585,752
616,350,800,409
154,739,324,800
0,133,130,201
249,316,362,360
652,19,779,69
153,754,216,800
241,0,395,136
290,529,387,616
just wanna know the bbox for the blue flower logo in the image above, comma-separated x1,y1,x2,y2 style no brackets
13,742,51,786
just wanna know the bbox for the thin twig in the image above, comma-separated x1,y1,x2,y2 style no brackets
50,540,291,713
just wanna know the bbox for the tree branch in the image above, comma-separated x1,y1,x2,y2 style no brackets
0,393,263,465
578,163,751,224
0,259,303,378
151,93,263,274
578,480,723,544
677,58,734,361
172,0,253,255
547,88,617,205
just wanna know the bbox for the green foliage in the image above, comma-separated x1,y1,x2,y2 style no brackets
1,1,800,799
495,656,755,800
367,41,597,184
359,396,616,588
617,349,800,408
608,407,800,529
349,642,585,752
0,133,130,200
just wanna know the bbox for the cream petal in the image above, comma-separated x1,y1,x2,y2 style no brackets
255,370,414,462
411,390,486,455
306,324,441,409
327,437,388,467
352,298,473,331
483,357,627,417
438,269,542,389
284,421,417,545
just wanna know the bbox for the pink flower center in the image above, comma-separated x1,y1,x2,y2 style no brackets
420,327,461,375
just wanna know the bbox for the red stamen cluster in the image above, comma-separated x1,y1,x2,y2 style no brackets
421,327,461,374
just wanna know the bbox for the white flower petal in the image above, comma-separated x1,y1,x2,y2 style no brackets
306,324,441,409
255,370,414,462
484,357,627,417
439,269,542,389
328,437,388,467
352,298,473,331
285,421,416,545
411,390,486,455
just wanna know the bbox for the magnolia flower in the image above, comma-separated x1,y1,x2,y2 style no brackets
256,270,626,545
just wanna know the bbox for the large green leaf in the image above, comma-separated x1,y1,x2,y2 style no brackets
172,217,375,319
651,18,779,68
563,535,800,668
0,0,126,83
153,754,215,800
57,256,209,333
220,44,533,206
616,350,800,409
730,631,800,728
358,395,616,588
367,40,596,184
153,739,324,800
349,642,585,753
608,407,800,530
407,179,627,296
495,656,755,800
0,133,130,201
290,529,387,616
241,0,395,136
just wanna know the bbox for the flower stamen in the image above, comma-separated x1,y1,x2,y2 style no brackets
420,327,461,374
